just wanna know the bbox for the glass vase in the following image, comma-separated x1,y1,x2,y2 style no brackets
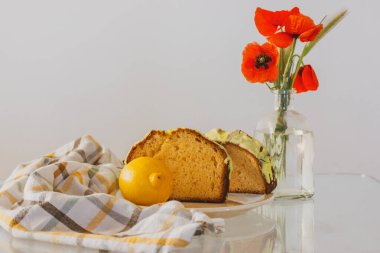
254,90,314,198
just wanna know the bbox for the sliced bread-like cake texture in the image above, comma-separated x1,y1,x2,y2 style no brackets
126,128,231,203
205,129,276,194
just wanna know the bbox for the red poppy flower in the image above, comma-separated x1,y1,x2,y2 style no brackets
293,65,319,93
255,7,300,36
254,7,323,48
299,24,323,42
267,32,294,49
241,42,279,83
285,14,323,42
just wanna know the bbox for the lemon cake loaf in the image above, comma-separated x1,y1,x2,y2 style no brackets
205,129,276,194
126,128,231,203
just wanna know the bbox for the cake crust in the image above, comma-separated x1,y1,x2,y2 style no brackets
126,130,168,164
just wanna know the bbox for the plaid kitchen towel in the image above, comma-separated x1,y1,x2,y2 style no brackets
0,135,224,253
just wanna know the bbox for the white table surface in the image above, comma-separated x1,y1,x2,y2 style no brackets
1,174,379,253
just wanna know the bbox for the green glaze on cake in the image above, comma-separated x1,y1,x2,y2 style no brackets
205,128,274,184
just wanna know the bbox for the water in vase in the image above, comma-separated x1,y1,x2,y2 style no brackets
254,128,314,198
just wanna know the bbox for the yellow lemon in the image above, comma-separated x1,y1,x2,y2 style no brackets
119,157,173,206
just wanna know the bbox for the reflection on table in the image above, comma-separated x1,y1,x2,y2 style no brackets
256,199,314,253
178,211,278,253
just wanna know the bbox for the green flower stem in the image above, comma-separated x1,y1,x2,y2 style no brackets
270,109,288,183
282,39,297,88
272,90,291,182
289,51,306,89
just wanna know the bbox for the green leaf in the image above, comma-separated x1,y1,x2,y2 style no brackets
281,46,293,73
275,45,292,88
303,9,348,56
277,44,294,87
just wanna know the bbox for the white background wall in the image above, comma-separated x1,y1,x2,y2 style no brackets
0,0,379,180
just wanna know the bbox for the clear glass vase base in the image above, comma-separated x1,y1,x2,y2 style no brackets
274,190,314,199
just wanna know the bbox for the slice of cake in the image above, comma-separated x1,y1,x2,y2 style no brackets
126,128,231,203
205,129,276,194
